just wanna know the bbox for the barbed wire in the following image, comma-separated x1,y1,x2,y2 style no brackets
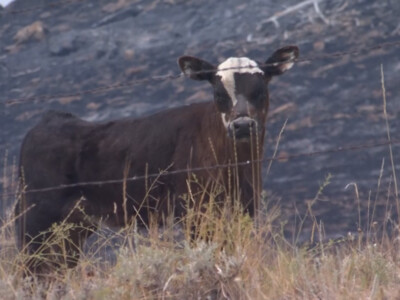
296,40,400,63
5,73,183,106
4,39,400,106
3,138,398,198
2,0,88,15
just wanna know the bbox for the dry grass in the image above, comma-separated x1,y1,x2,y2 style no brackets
0,190,399,300
1,148,400,299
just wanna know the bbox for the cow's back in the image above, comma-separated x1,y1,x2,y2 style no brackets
20,110,89,191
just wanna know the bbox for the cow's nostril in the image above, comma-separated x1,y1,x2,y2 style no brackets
234,122,241,129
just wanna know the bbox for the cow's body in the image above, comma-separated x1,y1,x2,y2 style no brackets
16,46,299,274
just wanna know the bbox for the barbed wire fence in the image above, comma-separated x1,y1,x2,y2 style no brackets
4,39,400,106
1,1,400,201
1,138,397,198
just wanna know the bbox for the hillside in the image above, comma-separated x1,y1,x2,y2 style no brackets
1,0,400,239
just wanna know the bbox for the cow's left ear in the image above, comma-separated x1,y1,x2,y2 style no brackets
262,45,299,76
178,56,216,82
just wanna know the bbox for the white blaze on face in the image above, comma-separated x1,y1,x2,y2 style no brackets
216,57,263,128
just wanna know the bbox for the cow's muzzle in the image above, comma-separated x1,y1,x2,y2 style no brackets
228,116,257,140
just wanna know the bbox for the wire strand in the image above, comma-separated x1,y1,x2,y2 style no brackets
4,39,400,106
4,138,398,197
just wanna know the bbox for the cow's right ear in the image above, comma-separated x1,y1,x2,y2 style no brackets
178,56,216,82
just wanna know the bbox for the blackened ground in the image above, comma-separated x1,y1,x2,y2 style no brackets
1,0,400,240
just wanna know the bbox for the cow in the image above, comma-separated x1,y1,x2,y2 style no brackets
16,45,299,274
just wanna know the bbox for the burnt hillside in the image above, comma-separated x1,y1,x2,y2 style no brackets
1,0,400,239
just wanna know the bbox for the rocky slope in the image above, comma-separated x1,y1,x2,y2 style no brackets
1,0,400,238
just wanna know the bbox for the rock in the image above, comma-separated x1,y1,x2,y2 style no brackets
92,35,119,59
13,21,47,45
48,31,86,56
313,41,325,51
102,0,130,13
124,49,135,60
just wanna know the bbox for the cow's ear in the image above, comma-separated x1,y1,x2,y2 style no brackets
178,56,216,82
262,46,299,76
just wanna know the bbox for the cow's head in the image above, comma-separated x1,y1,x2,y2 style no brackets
178,46,299,141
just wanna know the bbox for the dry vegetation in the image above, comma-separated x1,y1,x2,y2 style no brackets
0,181,399,299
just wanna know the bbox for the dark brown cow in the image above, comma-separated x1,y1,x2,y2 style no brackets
16,46,299,273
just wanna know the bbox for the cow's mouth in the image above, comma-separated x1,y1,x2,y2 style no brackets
228,117,258,141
